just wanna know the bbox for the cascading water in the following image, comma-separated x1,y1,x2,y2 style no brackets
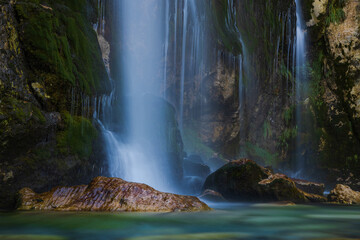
294,0,309,176
98,0,222,194
97,0,181,192
97,0,299,194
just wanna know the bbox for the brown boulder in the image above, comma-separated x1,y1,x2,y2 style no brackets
259,174,327,203
328,184,360,204
17,176,211,212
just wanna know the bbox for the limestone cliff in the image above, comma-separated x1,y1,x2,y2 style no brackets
296,0,360,185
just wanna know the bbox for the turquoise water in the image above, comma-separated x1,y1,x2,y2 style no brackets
0,203,360,240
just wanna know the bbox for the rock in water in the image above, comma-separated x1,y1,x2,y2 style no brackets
203,159,270,201
203,159,326,203
17,177,211,212
328,184,360,204
199,189,226,202
292,178,325,196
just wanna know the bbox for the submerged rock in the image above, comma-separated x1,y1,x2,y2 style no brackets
199,189,226,202
328,184,360,204
203,159,326,203
17,176,210,212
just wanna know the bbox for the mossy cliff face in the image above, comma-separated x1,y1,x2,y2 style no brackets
233,0,297,166
0,0,110,209
281,0,360,186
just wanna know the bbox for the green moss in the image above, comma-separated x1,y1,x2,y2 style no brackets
283,105,295,125
280,62,293,81
209,0,243,54
245,142,280,167
1,97,46,125
57,112,97,158
263,120,272,139
326,0,346,25
14,0,108,101
183,123,217,159
279,127,298,149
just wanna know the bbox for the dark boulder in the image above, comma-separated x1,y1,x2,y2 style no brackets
203,159,326,203
203,159,270,201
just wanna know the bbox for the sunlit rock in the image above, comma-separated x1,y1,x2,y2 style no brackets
328,184,360,204
17,176,211,212
326,0,360,118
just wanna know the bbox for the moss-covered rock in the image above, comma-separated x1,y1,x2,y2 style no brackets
14,0,110,110
0,0,110,209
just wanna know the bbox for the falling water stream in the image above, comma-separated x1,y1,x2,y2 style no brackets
294,0,309,177
98,0,174,192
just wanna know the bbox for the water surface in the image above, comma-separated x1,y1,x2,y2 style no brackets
0,204,359,240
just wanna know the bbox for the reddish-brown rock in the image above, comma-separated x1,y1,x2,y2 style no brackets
17,176,211,212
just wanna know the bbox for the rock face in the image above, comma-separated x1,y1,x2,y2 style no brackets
328,184,360,205
298,0,360,179
17,176,211,212
163,0,297,164
203,159,326,203
0,0,110,210
183,155,211,179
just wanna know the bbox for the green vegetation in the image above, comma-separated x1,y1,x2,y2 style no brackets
279,127,297,149
210,0,243,54
326,0,346,25
263,120,272,139
283,105,295,125
280,62,293,80
0,97,46,126
183,123,217,159
245,142,280,167
57,112,97,159
14,0,108,106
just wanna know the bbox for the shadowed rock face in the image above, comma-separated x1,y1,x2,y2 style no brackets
17,176,211,212
203,159,326,203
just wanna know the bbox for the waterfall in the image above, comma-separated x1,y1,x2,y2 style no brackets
96,0,182,192
179,0,189,131
97,0,222,194
294,0,309,176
